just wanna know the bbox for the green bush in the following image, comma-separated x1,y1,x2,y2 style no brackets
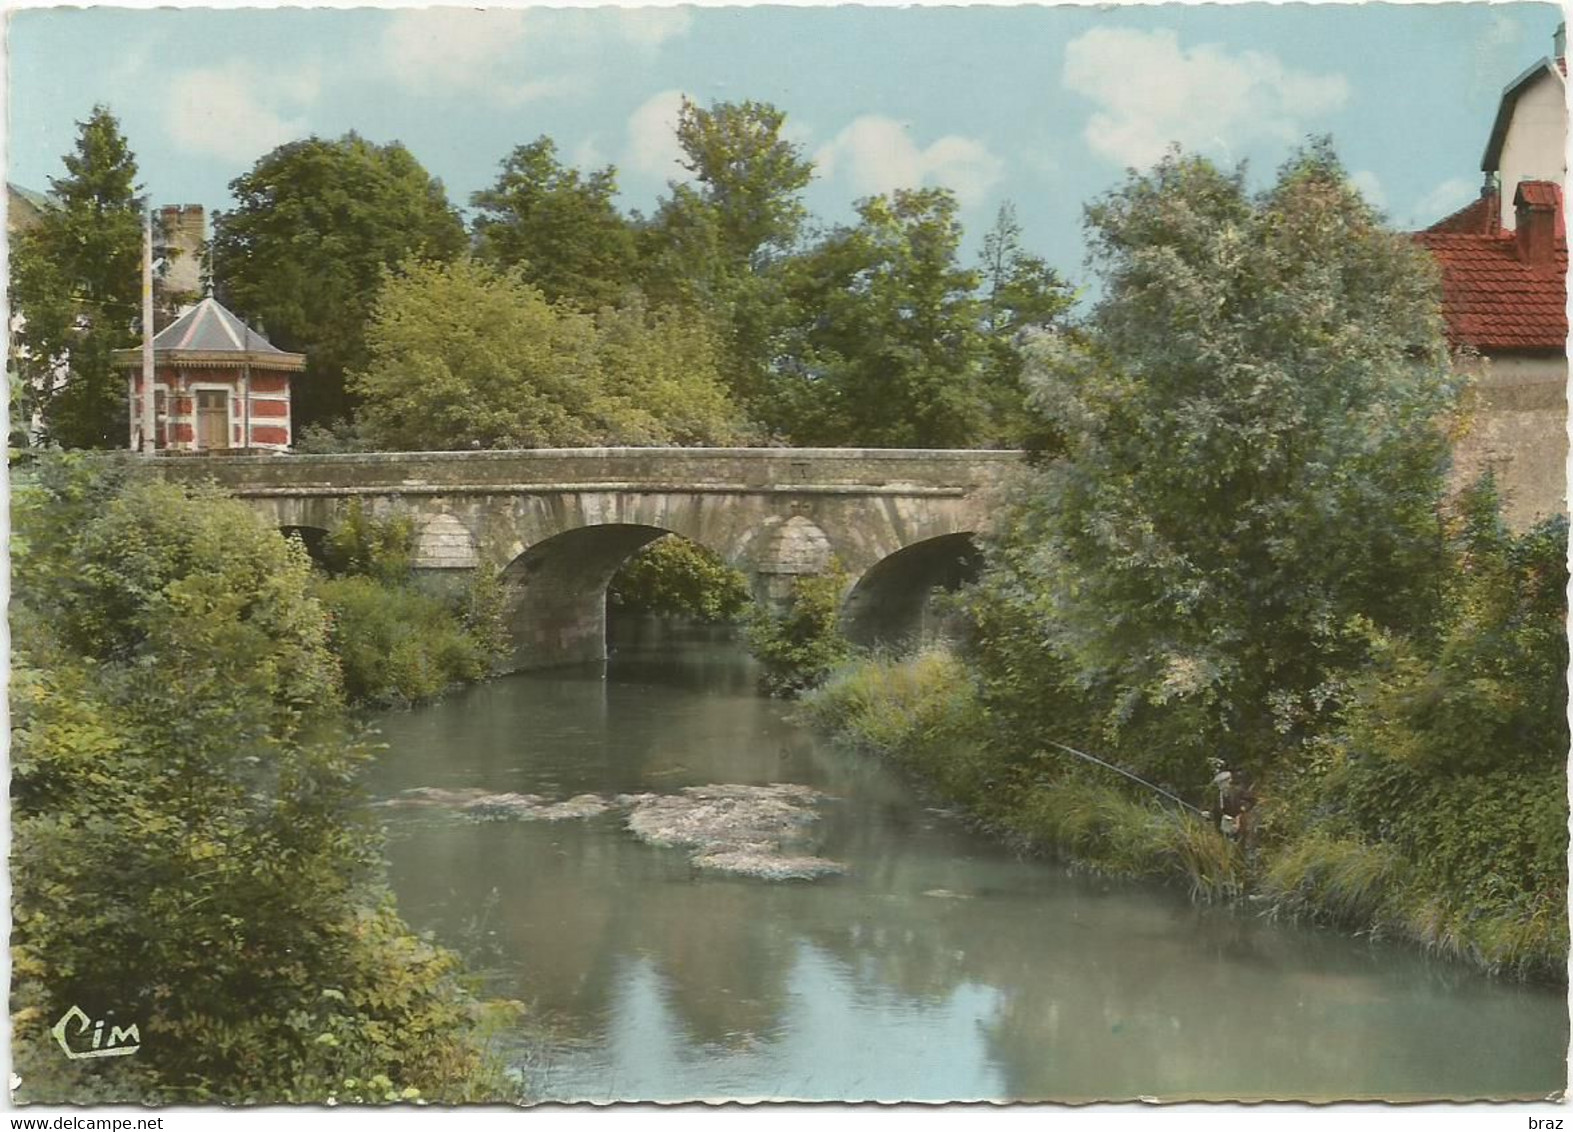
608,535,752,622
456,559,512,667
1255,486,1569,977
314,575,494,707
310,501,508,705
10,456,502,1103
322,499,417,584
745,564,852,696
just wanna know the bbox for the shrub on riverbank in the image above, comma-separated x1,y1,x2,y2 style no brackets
309,501,509,706
315,575,498,706
746,564,853,696
1253,492,1569,978
10,456,508,1102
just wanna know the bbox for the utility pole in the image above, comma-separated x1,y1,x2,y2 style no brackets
140,209,156,453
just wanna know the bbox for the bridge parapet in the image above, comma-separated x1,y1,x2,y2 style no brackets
149,446,1020,498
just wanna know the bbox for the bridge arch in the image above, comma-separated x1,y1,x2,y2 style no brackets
498,522,737,670
839,532,982,650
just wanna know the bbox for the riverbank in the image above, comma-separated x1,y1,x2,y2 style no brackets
798,650,1568,983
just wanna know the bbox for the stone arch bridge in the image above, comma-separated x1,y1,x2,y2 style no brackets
153,448,1021,671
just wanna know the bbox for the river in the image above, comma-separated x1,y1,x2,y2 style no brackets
365,619,1567,1103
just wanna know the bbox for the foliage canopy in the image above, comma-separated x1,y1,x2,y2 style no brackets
967,142,1462,791
212,134,467,429
349,258,744,450
10,455,498,1101
9,106,143,450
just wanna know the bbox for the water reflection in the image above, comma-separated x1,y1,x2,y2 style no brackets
366,619,1567,1102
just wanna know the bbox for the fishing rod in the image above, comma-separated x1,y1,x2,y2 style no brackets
1042,739,1208,818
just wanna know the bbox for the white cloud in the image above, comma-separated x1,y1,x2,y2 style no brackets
1063,28,1349,168
813,116,1004,205
165,64,315,165
1410,177,1480,227
1349,170,1386,211
607,7,693,50
375,7,688,105
626,90,691,180
379,9,562,105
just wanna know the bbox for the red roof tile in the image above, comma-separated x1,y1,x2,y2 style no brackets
1414,220,1567,351
1426,191,1499,236
1416,183,1566,353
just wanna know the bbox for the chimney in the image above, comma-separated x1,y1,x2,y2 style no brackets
157,204,205,300
1479,172,1501,235
1555,21,1566,62
1513,180,1561,268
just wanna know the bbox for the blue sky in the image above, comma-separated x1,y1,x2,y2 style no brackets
5,2,1564,285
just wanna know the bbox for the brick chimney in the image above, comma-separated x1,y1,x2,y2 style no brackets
1513,181,1561,268
158,204,205,298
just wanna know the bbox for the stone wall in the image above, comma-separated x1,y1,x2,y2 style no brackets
1450,353,1568,530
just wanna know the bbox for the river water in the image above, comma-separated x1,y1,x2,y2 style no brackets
366,619,1567,1103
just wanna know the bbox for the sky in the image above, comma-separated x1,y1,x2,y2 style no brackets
3,1,1566,288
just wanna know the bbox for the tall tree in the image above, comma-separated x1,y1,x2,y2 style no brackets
967,142,1462,789
976,203,1076,449
211,134,467,429
780,188,994,447
639,99,815,423
471,137,638,311
349,258,742,451
8,105,143,449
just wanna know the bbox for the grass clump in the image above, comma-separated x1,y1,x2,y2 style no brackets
1259,832,1404,928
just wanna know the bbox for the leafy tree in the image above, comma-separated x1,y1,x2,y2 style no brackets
589,296,750,445
10,456,499,1101
671,98,813,267
976,202,1077,450
349,258,742,451
471,137,639,311
8,106,142,449
211,134,467,429
968,142,1462,792
609,536,752,622
639,99,815,424
779,188,995,447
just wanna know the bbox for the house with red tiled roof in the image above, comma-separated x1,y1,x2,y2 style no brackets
1414,25,1567,529
112,296,305,453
